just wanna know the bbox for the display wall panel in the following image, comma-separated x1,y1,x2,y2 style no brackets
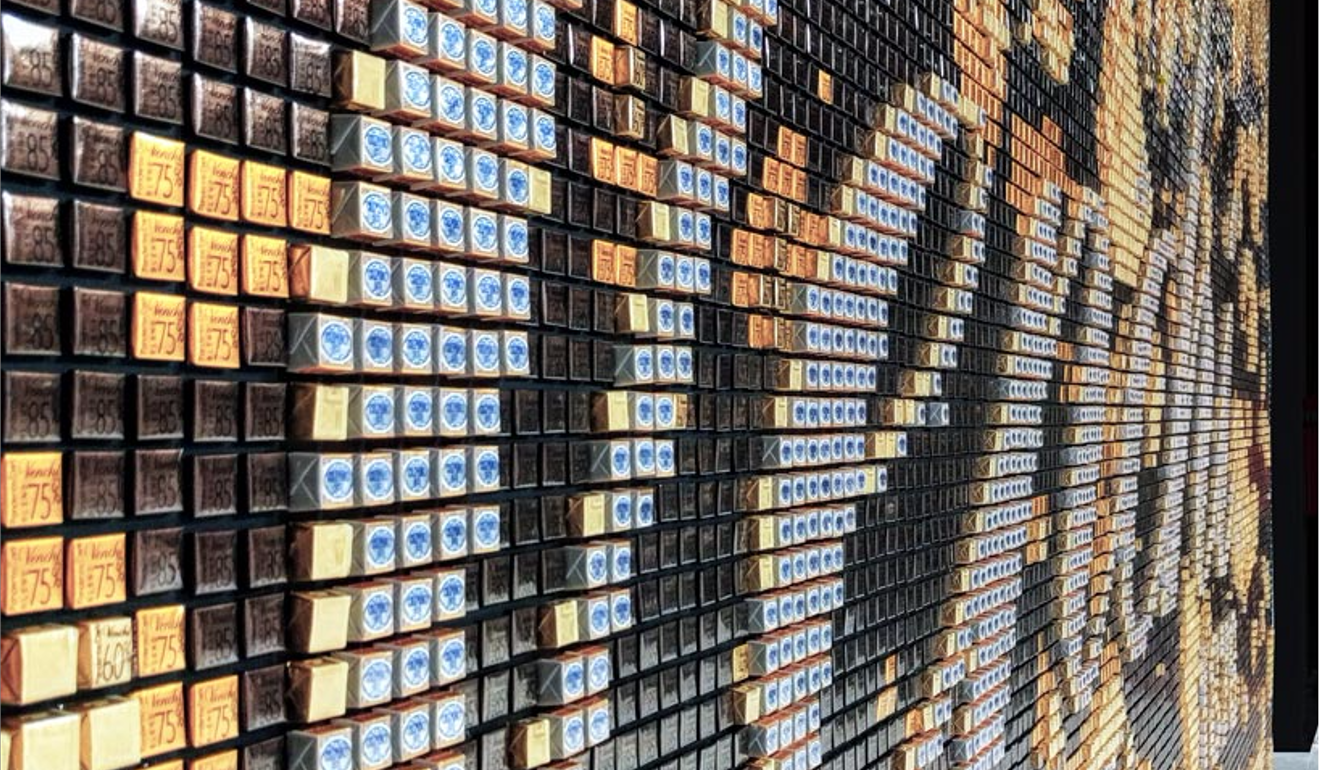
0,0,1273,768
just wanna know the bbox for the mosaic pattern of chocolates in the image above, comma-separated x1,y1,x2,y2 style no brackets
0,0,1272,768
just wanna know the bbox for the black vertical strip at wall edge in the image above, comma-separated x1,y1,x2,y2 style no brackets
1268,0,1318,751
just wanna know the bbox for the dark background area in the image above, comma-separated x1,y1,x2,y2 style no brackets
1268,0,1317,751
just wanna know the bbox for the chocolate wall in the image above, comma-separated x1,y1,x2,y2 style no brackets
0,0,1276,768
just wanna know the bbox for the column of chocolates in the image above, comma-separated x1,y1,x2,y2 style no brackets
0,0,337,764
718,6,920,768
939,37,1020,770
1061,188,1122,693
511,3,714,768
1204,276,1229,585
1072,190,1116,692
743,4,952,767
518,1,696,767
274,0,560,767
845,73,954,770
1089,210,1145,674
1043,192,1108,736
1122,244,1167,628
933,79,1009,770
729,93,868,770
501,8,770,768
993,145,1073,770
894,75,1026,770
1107,267,1156,678
1141,236,1184,621
534,0,790,766
1104,215,1172,762
724,17,934,768
1018,173,1096,744
1166,225,1209,765
1075,197,1144,683
671,3,871,770
957,95,1016,770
